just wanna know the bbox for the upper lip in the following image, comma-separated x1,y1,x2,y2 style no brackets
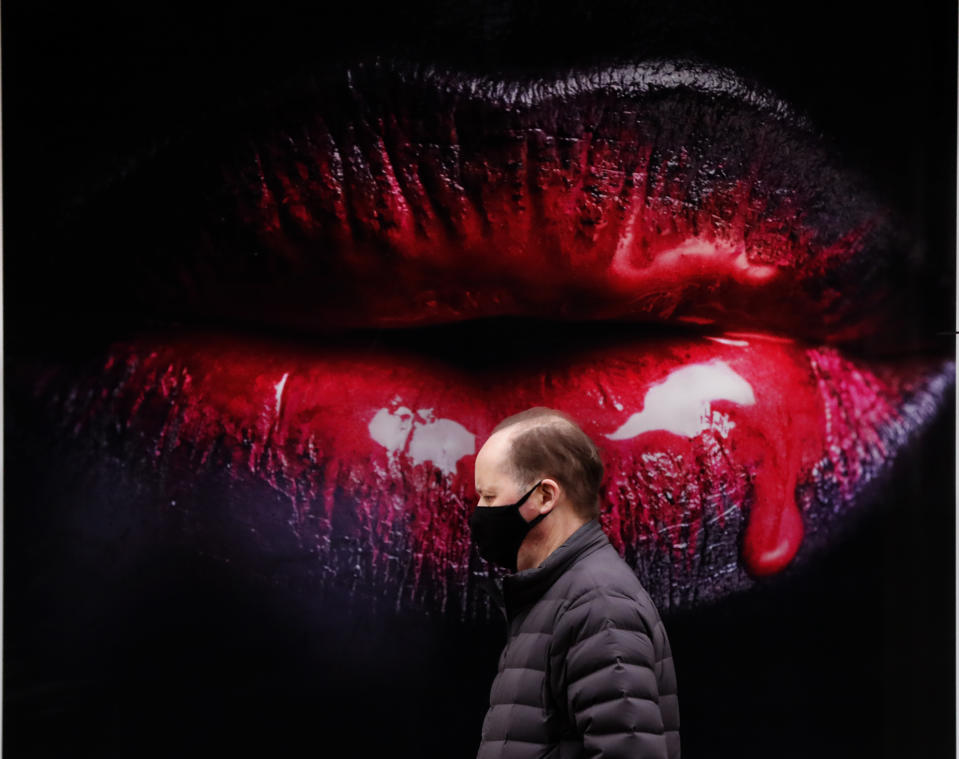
45,58,930,352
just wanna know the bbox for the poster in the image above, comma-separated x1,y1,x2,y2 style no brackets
5,1,956,757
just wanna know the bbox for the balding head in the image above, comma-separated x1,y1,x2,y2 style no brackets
489,407,605,519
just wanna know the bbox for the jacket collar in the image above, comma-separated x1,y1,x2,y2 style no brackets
501,518,608,621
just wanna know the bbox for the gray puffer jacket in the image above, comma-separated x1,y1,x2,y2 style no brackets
477,519,680,759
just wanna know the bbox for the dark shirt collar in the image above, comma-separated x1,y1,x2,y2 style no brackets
501,518,609,621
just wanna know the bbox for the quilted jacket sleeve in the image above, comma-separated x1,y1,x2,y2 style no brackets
554,587,670,759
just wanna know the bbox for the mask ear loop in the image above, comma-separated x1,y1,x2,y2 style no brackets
513,479,543,508
519,479,547,528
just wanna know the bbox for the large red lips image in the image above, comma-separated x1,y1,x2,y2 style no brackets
18,59,954,616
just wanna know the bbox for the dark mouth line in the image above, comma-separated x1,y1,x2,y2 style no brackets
44,312,956,368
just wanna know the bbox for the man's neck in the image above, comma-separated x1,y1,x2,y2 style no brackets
516,509,589,572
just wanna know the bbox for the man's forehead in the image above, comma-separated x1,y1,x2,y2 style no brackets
477,432,509,467
475,431,515,483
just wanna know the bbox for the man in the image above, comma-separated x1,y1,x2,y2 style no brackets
470,407,680,759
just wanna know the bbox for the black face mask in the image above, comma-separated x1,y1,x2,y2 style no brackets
469,480,546,571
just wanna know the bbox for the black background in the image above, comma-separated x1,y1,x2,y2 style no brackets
4,1,956,757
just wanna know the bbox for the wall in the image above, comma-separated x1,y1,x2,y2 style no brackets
5,2,956,756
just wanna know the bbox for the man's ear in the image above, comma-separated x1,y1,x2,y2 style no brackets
539,478,561,512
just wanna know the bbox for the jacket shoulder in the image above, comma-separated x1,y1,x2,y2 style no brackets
553,544,665,643
564,544,651,603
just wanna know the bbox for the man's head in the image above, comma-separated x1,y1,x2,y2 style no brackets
474,407,605,521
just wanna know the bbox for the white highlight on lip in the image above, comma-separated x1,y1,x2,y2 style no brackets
724,331,794,344
705,336,750,347
369,405,476,476
369,406,415,454
274,372,289,413
409,418,476,474
606,360,755,441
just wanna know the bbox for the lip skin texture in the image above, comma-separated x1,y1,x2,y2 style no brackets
25,324,952,615
14,60,953,618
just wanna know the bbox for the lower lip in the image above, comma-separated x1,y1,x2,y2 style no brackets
34,327,953,613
